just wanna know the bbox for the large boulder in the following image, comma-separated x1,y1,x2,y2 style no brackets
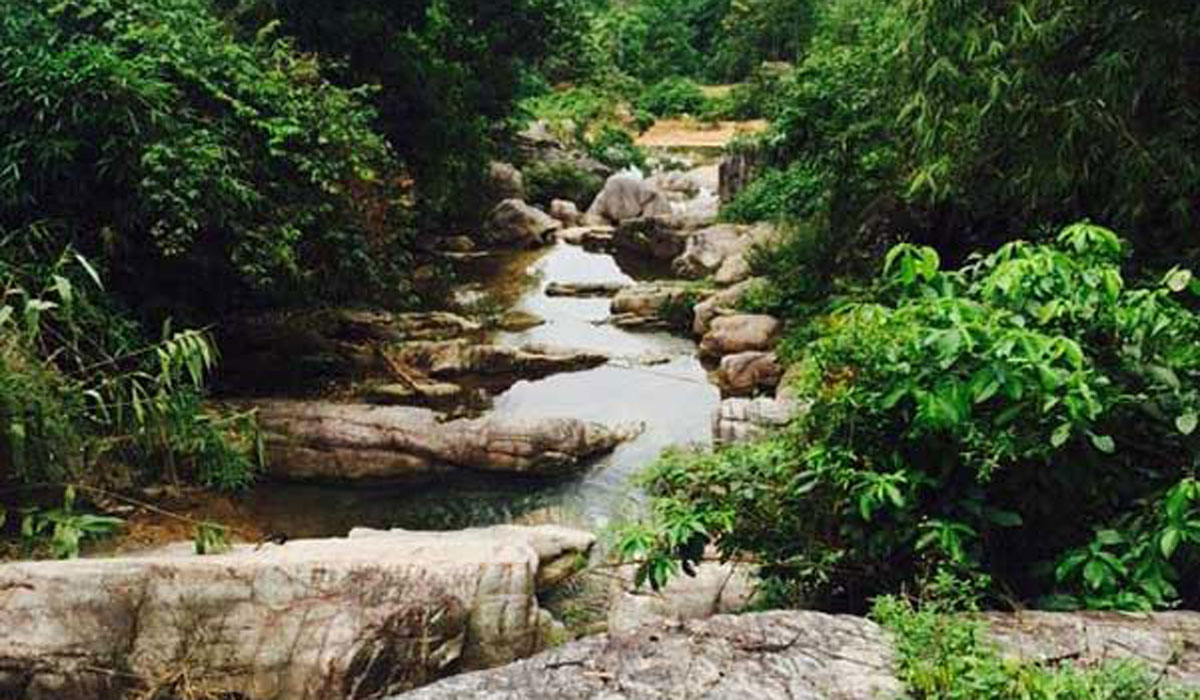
673,222,779,284
485,199,561,248
393,610,1200,700
612,216,691,261
256,400,638,482
713,397,802,444
548,199,582,226
607,553,757,636
488,161,526,201
715,351,783,396
585,174,672,225
0,526,594,700
699,314,782,358
393,611,903,700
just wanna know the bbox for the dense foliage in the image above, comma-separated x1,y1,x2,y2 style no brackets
1,0,410,316
622,225,1200,611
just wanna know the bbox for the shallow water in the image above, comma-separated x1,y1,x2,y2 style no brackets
236,241,718,538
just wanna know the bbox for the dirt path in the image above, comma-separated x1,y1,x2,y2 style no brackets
636,119,768,149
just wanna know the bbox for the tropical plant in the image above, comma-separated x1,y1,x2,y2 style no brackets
621,224,1200,611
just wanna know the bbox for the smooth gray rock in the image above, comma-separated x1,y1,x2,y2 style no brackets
612,216,691,260
673,223,778,284
713,397,802,445
549,199,582,226
586,174,672,225
485,199,561,248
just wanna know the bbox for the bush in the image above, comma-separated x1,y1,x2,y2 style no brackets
621,224,1200,611
524,162,604,208
587,127,647,171
637,77,709,117
0,0,411,315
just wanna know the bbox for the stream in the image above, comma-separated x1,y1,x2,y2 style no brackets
232,239,719,538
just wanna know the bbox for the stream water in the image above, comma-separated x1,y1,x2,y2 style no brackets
234,240,719,538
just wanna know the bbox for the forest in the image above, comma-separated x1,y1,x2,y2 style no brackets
2,0,1200,698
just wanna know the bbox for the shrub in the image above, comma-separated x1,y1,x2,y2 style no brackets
621,224,1200,611
524,162,604,208
637,77,709,117
587,127,647,171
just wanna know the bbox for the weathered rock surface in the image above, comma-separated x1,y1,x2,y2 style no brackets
715,351,783,396
515,122,612,179
493,310,546,332
713,397,802,444
610,282,698,330
256,400,636,481
392,611,903,700
692,278,763,336
392,340,608,381
586,174,672,225
549,199,582,226
0,526,594,700
673,223,778,285
485,199,561,248
647,171,700,199
488,161,526,202
545,281,629,298
557,225,614,248
392,610,1200,700
612,216,691,261
699,314,782,358
217,310,482,392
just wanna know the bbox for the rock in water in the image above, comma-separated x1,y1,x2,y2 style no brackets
699,314,781,358
485,199,561,248
391,341,608,380
0,526,594,700
545,281,629,298
255,400,637,482
612,216,691,261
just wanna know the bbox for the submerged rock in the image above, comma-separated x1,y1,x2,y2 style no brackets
392,610,1200,700
392,611,902,700
256,400,638,482
699,314,781,358
545,281,629,298
0,525,594,700
485,199,561,248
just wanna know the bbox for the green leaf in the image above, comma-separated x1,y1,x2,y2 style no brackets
1164,268,1193,293
1090,434,1115,454
1176,412,1198,436
74,252,104,289
1050,423,1072,448
1161,528,1182,559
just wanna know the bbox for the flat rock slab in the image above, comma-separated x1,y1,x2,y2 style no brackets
392,611,902,700
0,525,594,700
256,400,636,482
392,341,608,381
392,609,1200,700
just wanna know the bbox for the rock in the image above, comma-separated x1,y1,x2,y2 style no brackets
585,174,672,225
366,380,467,405
647,171,699,200
0,525,594,700
556,225,614,247
488,161,526,201
610,282,698,330
669,191,721,229
392,340,608,381
485,199,561,248
715,351,783,396
713,397,802,444
776,362,805,401
673,222,778,284
390,610,1200,700
217,310,482,392
607,551,756,637
612,216,691,261
699,314,781,358
391,611,903,700
692,278,762,336
980,611,1200,686
437,235,476,253
548,199,582,226
545,281,629,298
256,400,637,481
515,122,612,180
494,310,546,332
